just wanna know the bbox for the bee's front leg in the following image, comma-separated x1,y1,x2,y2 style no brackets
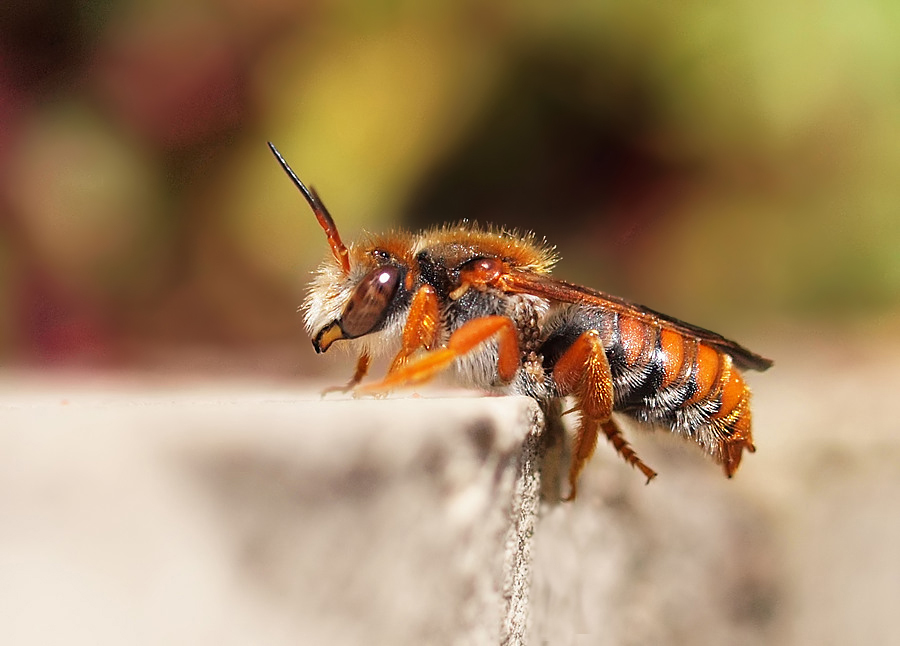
322,352,371,395
387,285,441,374
360,316,520,393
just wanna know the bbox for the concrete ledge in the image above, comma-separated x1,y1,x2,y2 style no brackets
0,384,542,646
5,340,899,646
0,380,779,646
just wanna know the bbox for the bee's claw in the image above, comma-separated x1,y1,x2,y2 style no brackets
355,381,392,397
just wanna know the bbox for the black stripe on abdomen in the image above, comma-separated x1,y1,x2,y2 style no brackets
614,321,664,410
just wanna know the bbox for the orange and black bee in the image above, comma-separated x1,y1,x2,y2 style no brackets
269,143,773,499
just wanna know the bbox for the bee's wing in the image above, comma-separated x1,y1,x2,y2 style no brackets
501,271,773,372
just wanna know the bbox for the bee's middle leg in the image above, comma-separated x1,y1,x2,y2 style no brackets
361,315,520,392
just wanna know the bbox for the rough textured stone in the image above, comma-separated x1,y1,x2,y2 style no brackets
2,333,899,646
0,381,541,646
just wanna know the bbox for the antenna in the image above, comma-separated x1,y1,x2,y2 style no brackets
267,142,351,275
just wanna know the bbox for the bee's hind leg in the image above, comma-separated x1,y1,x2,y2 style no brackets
601,419,657,484
552,330,656,500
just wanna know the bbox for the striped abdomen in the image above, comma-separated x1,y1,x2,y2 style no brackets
543,306,757,475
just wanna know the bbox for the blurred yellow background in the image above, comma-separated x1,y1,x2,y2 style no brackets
1,0,898,370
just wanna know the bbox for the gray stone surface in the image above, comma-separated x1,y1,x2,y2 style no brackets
1,332,899,646
0,381,541,646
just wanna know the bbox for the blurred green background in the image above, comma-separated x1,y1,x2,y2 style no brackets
2,0,898,372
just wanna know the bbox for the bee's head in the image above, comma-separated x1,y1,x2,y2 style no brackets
303,253,405,354
268,143,407,354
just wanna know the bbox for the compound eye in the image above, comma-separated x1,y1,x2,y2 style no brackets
339,265,401,338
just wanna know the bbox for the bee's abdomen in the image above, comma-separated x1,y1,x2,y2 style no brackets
543,308,755,473
608,312,695,411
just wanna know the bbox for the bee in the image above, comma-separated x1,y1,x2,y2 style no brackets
269,143,773,500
